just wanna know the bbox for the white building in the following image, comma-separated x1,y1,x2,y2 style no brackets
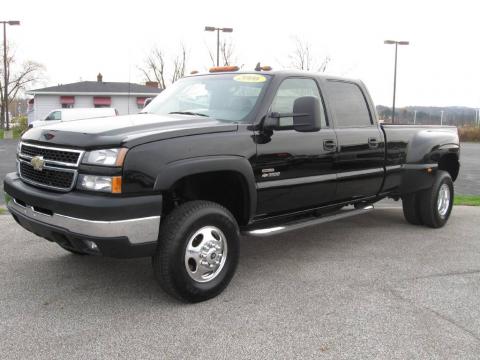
26,73,161,123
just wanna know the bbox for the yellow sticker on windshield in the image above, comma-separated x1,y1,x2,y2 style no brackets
233,74,267,83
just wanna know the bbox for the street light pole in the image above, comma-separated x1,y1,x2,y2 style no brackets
1,20,20,131
384,40,409,124
205,26,233,67
216,28,220,67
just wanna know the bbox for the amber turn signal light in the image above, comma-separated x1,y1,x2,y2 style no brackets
209,66,240,73
112,176,122,194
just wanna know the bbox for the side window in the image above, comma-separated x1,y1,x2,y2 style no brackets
271,78,326,128
325,81,372,127
45,111,61,121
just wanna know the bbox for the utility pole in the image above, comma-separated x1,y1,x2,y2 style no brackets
413,110,417,125
1,20,20,131
440,110,444,126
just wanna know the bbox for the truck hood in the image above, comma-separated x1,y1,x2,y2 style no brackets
21,113,238,149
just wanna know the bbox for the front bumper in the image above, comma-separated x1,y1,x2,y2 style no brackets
4,173,162,258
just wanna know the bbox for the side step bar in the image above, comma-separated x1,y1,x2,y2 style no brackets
244,205,374,237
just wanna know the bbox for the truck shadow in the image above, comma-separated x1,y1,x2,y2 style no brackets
38,208,405,305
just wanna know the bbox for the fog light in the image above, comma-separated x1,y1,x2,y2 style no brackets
84,240,99,251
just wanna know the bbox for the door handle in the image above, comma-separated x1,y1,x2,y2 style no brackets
368,137,379,148
323,139,337,151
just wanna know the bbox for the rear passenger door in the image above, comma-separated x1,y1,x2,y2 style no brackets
323,80,385,201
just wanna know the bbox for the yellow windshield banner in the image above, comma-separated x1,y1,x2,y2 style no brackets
233,74,267,83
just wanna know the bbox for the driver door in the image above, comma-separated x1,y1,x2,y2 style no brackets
252,77,338,217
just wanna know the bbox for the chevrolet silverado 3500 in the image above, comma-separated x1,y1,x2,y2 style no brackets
4,69,460,302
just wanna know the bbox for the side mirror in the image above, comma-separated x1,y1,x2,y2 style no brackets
292,96,321,132
144,98,153,108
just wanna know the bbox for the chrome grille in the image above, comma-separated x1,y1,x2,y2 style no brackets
19,161,76,190
21,144,80,165
17,142,84,192
19,142,84,167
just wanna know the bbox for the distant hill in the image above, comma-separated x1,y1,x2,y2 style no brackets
376,105,478,126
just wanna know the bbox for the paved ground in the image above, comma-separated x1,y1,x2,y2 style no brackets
0,140,478,207
1,206,480,359
457,142,480,195
0,139,18,205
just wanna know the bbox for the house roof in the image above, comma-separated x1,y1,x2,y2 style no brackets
27,81,162,96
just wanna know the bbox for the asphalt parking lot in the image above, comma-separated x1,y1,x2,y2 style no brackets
1,206,480,359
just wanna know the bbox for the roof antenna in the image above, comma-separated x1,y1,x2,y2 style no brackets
254,62,262,71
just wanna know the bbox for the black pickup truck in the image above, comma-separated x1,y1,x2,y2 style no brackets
4,69,460,302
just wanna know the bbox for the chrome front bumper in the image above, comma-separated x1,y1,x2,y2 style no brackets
6,195,160,245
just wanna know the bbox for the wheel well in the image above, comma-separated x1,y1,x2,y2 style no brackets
438,153,459,181
163,171,250,226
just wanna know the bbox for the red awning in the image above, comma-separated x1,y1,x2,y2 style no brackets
60,96,75,104
136,97,147,105
93,97,111,106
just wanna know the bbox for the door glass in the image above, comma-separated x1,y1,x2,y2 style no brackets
271,78,326,127
325,81,372,127
45,111,61,121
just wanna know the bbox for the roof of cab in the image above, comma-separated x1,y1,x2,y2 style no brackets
185,68,359,83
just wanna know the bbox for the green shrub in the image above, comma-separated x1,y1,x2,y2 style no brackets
12,116,28,139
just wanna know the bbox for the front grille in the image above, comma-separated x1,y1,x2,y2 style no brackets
20,161,75,190
21,144,80,165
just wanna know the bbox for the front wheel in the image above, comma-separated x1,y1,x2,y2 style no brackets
418,170,454,228
152,201,240,302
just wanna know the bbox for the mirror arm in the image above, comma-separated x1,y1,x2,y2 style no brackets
270,111,308,118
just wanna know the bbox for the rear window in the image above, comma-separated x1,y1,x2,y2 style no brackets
325,81,372,127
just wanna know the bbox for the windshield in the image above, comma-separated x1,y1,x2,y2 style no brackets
142,73,271,122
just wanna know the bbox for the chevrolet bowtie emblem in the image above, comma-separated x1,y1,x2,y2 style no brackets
31,156,45,171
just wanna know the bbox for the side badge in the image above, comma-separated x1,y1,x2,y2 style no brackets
261,168,280,178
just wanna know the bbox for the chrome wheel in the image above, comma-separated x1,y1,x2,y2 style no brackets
184,226,228,283
437,183,451,218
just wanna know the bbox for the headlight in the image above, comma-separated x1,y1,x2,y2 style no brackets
77,175,122,193
82,148,127,166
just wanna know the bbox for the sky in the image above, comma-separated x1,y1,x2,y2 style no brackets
3,0,480,107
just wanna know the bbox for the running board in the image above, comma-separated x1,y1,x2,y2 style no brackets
244,205,374,237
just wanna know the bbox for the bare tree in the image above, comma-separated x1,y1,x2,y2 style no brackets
171,44,187,83
288,36,330,72
0,43,45,129
138,46,167,90
139,44,188,90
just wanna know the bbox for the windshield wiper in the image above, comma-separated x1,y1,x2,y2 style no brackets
169,111,209,117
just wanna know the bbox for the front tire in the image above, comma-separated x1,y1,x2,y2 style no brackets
152,201,240,303
418,170,454,228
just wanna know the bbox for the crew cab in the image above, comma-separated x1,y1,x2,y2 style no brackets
4,68,460,302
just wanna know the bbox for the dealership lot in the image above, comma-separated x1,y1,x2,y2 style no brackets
1,206,480,359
